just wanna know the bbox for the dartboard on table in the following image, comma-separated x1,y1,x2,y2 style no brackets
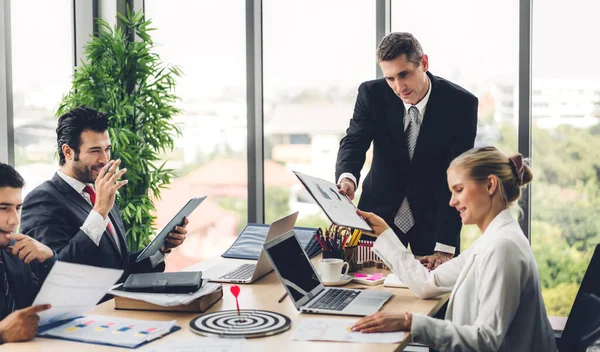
189,309,291,338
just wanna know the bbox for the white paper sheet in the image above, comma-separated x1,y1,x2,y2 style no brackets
108,281,222,306
292,319,406,344
32,261,123,326
38,315,176,348
143,338,249,352
383,273,409,288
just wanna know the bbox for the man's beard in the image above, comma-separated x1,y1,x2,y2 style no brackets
72,160,101,184
0,228,12,248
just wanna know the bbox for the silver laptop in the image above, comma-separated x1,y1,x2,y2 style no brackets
263,230,392,316
202,212,298,284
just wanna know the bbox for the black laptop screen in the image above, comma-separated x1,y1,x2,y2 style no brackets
560,244,600,352
265,232,320,303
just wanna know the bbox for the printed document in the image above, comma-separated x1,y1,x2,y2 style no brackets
294,171,372,232
33,261,123,326
38,315,177,348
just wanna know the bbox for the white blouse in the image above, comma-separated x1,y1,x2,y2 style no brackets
373,209,556,351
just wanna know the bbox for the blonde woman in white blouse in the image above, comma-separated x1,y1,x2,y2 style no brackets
352,146,556,352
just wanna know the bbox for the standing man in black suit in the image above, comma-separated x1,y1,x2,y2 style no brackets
336,33,478,269
20,107,188,282
0,163,55,343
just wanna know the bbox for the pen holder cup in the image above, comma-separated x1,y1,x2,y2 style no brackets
343,246,358,273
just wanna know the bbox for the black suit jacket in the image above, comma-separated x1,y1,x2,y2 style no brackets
336,72,478,255
20,173,164,283
0,250,56,318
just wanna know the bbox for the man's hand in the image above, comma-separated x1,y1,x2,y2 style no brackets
163,217,189,251
356,210,390,237
0,304,51,343
5,234,54,264
351,311,412,333
420,251,454,270
93,159,128,218
337,178,356,201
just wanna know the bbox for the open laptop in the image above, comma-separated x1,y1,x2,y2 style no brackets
556,243,600,352
202,212,298,284
263,230,392,316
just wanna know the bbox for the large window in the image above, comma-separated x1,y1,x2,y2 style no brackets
263,0,376,227
392,0,519,250
5,3,598,316
145,1,247,271
531,0,600,317
11,0,73,195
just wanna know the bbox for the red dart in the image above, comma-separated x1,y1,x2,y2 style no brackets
230,285,242,321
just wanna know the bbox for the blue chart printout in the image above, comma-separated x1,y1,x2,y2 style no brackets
38,315,178,348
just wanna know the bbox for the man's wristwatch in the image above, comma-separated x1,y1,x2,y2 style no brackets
159,247,172,255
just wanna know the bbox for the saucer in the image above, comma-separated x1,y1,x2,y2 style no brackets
322,274,353,286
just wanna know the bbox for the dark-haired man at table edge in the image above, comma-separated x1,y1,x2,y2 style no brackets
0,163,56,343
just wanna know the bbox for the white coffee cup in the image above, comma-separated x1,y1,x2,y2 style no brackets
318,258,349,282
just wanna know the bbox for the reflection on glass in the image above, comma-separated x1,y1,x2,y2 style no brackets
11,0,73,195
145,0,247,270
558,246,600,351
532,0,600,318
391,0,519,251
263,0,376,230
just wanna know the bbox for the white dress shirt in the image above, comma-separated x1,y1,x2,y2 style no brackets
56,170,164,267
372,209,556,352
338,78,455,254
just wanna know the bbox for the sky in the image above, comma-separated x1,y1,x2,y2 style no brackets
10,0,72,112
9,0,600,111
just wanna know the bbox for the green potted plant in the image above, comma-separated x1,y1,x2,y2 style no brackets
57,8,182,251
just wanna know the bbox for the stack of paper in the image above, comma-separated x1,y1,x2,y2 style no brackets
352,273,385,286
383,274,408,288
109,281,222,306
38,315,179,348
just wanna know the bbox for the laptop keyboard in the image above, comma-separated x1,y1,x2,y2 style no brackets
219,263,256,280
308,288,359,311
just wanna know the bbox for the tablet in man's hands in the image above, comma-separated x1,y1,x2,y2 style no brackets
135,196,206,263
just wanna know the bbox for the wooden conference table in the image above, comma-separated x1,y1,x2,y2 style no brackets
3,257,449,352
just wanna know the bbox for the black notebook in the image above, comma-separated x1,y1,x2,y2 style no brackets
122,271,203,294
